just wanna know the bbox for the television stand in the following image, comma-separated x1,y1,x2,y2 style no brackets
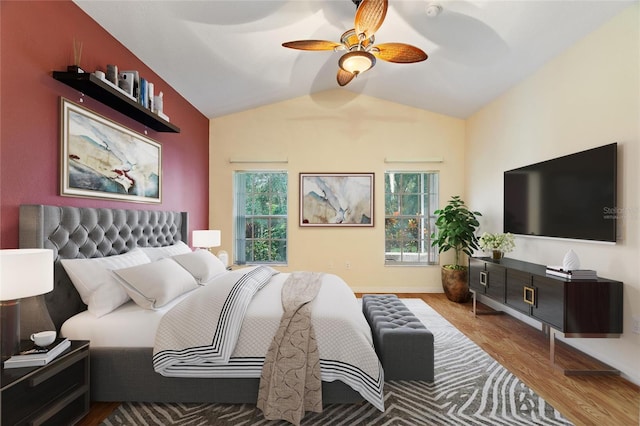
469,257,623,375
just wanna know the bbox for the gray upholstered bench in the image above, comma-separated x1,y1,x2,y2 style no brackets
362,294,434,381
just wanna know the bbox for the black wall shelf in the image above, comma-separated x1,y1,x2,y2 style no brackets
53,71,180,133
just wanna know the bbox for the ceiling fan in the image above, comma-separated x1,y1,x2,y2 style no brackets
282,0,428,86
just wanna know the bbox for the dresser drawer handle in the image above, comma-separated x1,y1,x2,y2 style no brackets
480,271,488,287
523,286,536,306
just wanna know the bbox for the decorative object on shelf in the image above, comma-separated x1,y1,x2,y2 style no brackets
106,64,118,84
299,173,374,227
67,38,84,73
121,70,140,102
118,71,136,96
562,249,580,270
0,249,54,360
154,91,164,116
60,97,162,203
431,196,482,302
192,230,221,254
478,232,515,261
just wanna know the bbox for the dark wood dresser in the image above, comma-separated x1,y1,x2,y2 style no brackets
469,257,622,374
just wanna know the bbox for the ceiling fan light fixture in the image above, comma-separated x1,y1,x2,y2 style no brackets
339,51,376,75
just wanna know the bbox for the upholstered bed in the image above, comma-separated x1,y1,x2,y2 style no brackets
18,204,378,406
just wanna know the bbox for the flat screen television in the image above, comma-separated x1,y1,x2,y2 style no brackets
503,143,617,242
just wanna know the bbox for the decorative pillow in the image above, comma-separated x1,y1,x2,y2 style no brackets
60,248,151,317
171,250,227,284
113,258,199,309
140,241,191,262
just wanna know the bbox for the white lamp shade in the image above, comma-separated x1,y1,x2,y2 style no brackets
192,230,221,248
0,249,54,301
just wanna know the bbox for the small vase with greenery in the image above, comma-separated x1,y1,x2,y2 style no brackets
431,196,482,302
478,232,515,260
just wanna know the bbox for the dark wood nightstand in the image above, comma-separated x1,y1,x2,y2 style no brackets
1,340,90,425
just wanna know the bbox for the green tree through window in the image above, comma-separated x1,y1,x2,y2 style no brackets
385,172,439,265
234,171,288,264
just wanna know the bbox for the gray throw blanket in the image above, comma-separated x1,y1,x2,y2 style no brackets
257,272,324,425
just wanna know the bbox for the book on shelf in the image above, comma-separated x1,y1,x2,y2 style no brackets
140,77,148,108
3,338,71,368
545,266,597,280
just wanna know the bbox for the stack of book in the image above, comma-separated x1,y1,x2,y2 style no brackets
546,266,598,280
3,338,71,369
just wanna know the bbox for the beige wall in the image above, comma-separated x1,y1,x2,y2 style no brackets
466,4,639,384
210,91,466,292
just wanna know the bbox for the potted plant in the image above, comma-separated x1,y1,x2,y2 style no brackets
431,196,482,302
478,232,515,260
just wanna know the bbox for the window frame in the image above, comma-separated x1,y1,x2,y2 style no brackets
233,170,288,266
384,171,439,266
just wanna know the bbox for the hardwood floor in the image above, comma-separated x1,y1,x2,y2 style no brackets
77,293,639,425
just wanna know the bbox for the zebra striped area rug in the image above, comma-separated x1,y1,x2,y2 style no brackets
101,299,573,426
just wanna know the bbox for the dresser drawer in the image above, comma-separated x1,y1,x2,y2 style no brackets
1,341,89,426
505,269,532,314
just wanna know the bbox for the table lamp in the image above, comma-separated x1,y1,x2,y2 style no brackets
192,230,221,254
0,249,54,360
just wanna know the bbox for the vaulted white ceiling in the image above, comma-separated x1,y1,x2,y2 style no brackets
74,0,635,119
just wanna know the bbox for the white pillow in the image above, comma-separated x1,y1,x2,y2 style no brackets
60,248,151,317
140,241,191,262
113,258,199,309
171,250,227,284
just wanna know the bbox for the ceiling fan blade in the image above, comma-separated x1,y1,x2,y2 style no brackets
372,43,428,63
282,40,342,51
354,0,388,40
337,68,356,86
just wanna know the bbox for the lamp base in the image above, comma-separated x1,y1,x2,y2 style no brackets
1,299,20,361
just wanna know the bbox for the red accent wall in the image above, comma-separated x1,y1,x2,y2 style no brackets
0,1,210,248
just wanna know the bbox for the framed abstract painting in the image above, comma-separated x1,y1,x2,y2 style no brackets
60,97,162,203
299,173,374,227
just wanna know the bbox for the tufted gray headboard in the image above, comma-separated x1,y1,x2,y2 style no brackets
19,204,189,331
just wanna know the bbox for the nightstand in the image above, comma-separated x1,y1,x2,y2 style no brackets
1,340,89,425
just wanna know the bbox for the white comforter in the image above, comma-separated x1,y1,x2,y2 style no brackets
152,267,384,411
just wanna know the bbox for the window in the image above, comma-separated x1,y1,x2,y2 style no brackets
234,171,288,265
384,172,439,265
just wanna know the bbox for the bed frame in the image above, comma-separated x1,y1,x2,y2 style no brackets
19,204,362,404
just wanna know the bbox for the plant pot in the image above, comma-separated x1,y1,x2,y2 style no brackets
441,266,470,303
492,250,503,260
